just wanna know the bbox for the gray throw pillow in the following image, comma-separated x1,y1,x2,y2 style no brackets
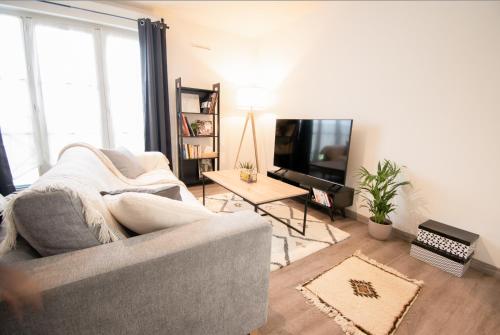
100,185,182,201
12,190,102,256
101,148,146,179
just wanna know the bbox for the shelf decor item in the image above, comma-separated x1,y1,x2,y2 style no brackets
196,120,213,136
176,78,220,185
198,158,213,178
181,93,201,114
201,92,218,114
410,219,479,277
357,160,410,240
239,162,257,183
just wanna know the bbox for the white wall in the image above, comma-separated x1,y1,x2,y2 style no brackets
161,15,256,174
248,1,500,267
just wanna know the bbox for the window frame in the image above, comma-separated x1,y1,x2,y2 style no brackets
0,7,142,181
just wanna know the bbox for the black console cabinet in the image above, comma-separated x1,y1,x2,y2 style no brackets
267,169,354,221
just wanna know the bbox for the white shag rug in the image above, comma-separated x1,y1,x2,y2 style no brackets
201,192,350,271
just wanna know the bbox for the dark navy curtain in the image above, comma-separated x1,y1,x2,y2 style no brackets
137,18,172,163
0,128,15,196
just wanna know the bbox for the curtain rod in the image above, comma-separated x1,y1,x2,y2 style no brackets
37,0,169,28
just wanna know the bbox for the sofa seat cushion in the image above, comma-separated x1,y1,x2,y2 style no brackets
103,192,215,234
0,235,40,265
101,148,146,179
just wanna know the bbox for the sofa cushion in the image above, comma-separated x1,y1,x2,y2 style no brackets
101,148,145,179
100,185,182,201
12,190,101,256
0,235,40,265
103,192,214,234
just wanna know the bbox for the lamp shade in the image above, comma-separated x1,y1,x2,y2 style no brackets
236,87,266,111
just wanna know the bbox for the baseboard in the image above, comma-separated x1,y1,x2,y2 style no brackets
345,208,368,223
344,209,500,278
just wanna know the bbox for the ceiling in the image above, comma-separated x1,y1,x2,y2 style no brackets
123,1,321,38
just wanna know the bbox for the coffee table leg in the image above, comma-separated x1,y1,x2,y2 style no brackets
202,175,206,206
302,188,312,235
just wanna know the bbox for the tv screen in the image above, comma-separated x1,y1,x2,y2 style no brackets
273,119,353,185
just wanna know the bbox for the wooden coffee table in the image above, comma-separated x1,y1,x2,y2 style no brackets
202,170,311,235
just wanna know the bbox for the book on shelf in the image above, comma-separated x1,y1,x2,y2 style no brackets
183,144,214,159
312,188,331,207
187,119,195,136
182,144,218,159
181,114,189,136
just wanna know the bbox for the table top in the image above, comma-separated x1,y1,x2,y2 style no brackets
203,169,308,205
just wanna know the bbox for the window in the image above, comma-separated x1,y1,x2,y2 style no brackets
0,11,144,185
0,15,38,185
104,33,144,153
34,24,103,163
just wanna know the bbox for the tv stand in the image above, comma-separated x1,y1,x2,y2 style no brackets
267,170,354,221
273,167,287,176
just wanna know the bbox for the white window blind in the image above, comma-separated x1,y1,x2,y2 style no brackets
34,24,104,164
0,11,144,185
104,33,144,153
0,15,39,185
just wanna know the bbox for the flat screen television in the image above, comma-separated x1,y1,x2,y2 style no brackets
273,119,353,185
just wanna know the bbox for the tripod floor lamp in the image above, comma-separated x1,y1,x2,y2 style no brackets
233,87,266,173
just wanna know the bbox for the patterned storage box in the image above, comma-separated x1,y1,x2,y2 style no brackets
416,220,479,261
410,242,471,277
411,220,479,277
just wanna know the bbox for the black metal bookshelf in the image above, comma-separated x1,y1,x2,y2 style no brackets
175,77,220,185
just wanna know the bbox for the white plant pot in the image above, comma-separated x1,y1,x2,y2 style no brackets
368,217,392,240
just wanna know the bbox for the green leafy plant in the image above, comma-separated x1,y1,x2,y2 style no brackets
238,161,255,170
357,160,410,225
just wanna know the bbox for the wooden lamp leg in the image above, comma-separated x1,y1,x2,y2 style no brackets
234,111,260,173
234,112,250,169
249,111,260,173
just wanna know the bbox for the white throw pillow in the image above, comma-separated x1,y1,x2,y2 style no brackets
103,192,215,234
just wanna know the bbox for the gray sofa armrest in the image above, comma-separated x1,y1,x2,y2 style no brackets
0,211,272,335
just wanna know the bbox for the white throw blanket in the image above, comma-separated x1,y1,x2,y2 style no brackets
0,143,186,255
58,143,184,188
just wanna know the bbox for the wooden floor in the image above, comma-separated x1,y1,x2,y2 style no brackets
190,184,500,335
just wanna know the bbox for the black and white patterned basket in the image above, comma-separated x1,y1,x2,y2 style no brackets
416,229,475,260
411,220,478,277
410,242,471,277
416,220,479,261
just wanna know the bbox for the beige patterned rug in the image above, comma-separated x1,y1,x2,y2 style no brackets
200,192,350,271
297,251,424,335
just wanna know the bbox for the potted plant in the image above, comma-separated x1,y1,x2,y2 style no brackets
239,161,257,183
357,160,410,240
